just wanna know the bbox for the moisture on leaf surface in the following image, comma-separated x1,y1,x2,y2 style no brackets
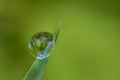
28,32,55,59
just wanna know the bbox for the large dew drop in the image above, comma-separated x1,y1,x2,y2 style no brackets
28,32,55,59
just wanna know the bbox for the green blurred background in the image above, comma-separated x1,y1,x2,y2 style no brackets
0,0,120,80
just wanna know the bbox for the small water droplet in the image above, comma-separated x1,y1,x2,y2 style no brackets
28,32,55,59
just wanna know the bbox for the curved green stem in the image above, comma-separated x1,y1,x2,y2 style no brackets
23,58,48,80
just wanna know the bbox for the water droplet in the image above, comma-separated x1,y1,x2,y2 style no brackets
28,32,55,59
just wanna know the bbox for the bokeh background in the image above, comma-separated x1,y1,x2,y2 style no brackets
0,0,120,80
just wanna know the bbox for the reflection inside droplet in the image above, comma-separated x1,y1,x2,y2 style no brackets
28,32,55,59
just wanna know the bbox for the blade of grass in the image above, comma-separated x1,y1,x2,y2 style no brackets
23,58,48,80
23,21,62,80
